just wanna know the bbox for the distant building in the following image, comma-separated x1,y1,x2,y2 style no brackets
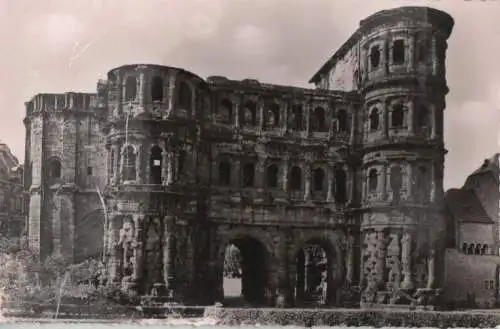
0,142,26,239
444,154,500,308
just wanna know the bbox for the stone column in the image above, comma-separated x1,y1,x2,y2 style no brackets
108,218,120,283
304,101,311,136
383,99,389,139
132,215,144,283
400,231,413,290
408,35,415,72
163,215,176,295
282,154,289,192
161,149,168,185
407,99,414,133
430,163,436,203
304,160,312,201
430,104,437,139
234,95,241,128
406,163,413,198
282,98,289,135
381,164,387,201
232,158,241,187
257,156,266,188
387,232,401,291
139,71,145,110
345,164,353,204
167,71,177,114
135,145,142,184
116,74,123,116
431,36,438,75
259,99,265,131
112,144,119,183
326,163,334,202
346,229,355,284
304,248,311,295
426,246,436,289
349,106,356,143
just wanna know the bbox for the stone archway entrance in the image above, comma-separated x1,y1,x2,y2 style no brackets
221,237,269,306
294,241,339,307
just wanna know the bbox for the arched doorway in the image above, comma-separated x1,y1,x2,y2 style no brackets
221,237,269,306
295,241,337,307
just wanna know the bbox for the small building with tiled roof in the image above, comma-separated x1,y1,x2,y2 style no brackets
443,154,500,308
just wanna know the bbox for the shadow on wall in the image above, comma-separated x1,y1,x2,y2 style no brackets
74,209,104,263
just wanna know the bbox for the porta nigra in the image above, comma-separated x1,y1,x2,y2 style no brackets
23,6,454,308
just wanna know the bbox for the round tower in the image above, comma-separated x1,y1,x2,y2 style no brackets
357,7,454,307
101,64,211,299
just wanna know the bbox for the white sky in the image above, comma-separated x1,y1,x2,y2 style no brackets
0,0,498,189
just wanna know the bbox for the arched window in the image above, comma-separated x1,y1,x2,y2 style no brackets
48,158,62,179
266,164,278,188
368,169,378,192
150,145,162,184
218,160,231,186
125,76,137,101
220,99,233,124
312,107,326,132
337,110,348,132
313,167,325,191
123,146,136,181
462,243,467,254
370,45,381,69
290,166,302,190
334,167,347,204
267,103,280,128
417,105,429,128
242,163,255,187
291,105,303,130
151,76,164,102
392,39,405,64
390,165,402,202
369,108,379,132
241,101,257,127
391,104,404,128
178,81,192,111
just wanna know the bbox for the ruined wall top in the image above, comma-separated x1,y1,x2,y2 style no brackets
24,92,98,117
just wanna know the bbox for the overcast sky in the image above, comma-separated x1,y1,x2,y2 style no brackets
0,0,498,189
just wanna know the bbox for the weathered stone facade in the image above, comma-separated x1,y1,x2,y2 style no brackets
24,6,454,308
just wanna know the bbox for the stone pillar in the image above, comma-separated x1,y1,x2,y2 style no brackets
408,35,415,72
108,218,120,283
430,104,437,139
304,101,310,136
406,163,413,198
383,99,389,139
161,149,168,185
234,96,241,128
400,231,413,290
259,99,265,131
163,215,176,295
232,158,241,187
282,98,289,135
326,163,334,202
167,72,177,114
386,232,401,292
407,99,414,133
282,155,289,192
135,145,142,184
381,164,387,201
116,74,122,116
346,229,355,284
304,249,311,295
431,36,438,75
430,163,436,203
345,164,353,204
349,106,356,143
257,156,266,188
139,71,145,110
304,161,312,201
112,144,119,183
132,215,144,283
426,247,436,289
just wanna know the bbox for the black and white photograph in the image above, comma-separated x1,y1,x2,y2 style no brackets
0,0,499,327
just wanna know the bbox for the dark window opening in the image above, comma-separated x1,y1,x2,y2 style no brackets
369,108,379,132
49,159,62,179
219,160,231,186
392,39,405,64
110,150,115,175
390,165,402,202
481,244,488,256
267,164,278,188
337,110,348,132
368,169,378,192
125,76,137,101
151,76,164,102
475,244,481,255
123,146,136,181
312,107,326,132
178,81,192,111
313,168,325,191
87,166,93,176
267,103,280,127
241,101,257,127
391,104,404,128
150,145,163,184
291,105,303,130
370,45,380,69
290,166,302,190
467,244,474,255
177,150,187,175
242,163,255,187
220,99,233,124
334,168,347,204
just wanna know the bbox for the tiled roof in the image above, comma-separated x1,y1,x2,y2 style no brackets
445,188,493,224
469,153,500,184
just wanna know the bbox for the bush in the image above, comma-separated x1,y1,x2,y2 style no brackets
204,307,500,327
